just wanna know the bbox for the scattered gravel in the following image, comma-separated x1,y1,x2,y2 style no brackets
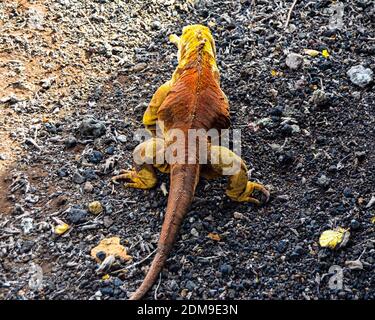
0,0,374,301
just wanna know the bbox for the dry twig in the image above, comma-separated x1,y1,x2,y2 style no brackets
154,273,162,300
285,0,298,29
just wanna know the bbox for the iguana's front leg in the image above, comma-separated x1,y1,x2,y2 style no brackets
112,80,172,188
111,165,157,189
112,138,166,189
143,80,172,135
209,145,270,205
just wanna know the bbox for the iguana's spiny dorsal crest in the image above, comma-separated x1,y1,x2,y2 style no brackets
159,24,230,133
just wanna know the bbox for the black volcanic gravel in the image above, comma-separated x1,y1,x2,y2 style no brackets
0,0,374,300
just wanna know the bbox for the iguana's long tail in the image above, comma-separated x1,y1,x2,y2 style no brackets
129,163,200,300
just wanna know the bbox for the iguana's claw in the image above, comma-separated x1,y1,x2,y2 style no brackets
111,169,135,184
111,168,157,189
233,181,270,205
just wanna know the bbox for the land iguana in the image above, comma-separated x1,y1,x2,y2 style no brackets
112,25,270,300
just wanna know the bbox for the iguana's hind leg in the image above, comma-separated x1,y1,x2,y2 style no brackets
209,145,270,205
112,138,165,189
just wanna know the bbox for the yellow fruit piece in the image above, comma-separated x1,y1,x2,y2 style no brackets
371,216,375,224
207,233,221,241
322,49,330,58
91,237,132,262
102,274,110,280
88,201,103,215
319,227,349,249
271,70,283,77
304,49,320,57
55,222,70,235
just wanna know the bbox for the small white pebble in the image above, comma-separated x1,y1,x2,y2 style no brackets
233,212,244,219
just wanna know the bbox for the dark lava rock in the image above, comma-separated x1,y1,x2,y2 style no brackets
269,106,283,117
276,239,289,253
100,287,114,296
96,251,106,261
105,146,115,155
20,240,35,253
278,151,294,166
343,187,353,198
328,165,337,172
88,150,103,164
83,169,98,180
112,278,123,287
355,151,366,161
169,264,179,273
293,246,305,255
318,248,330,260
67,208,88,224
334,203,346,215
319,60,332,71
208,289,217,297
280,124,293,136
290,246,305,260
219,264,233,275
78,118,106,138
350,219,360,230
64,136,77,148
72,171,85,184
186,280,197,291
316,136,326,145
57,167,69,177
45,123,57,134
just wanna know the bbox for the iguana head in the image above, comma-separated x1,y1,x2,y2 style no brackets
169,24,217,65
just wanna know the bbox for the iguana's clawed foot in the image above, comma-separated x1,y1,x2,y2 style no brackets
111,169,134,184
229,181,270,206
111,168,157,189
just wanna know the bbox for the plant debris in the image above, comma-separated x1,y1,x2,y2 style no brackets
54,222,70,236
319,227,350,249
207,233,221,241
91,237,132,263
88,201,103,215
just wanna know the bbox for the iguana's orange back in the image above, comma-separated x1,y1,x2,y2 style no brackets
158,50,230,132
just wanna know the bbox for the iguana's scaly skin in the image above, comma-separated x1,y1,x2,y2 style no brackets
112,25,269,300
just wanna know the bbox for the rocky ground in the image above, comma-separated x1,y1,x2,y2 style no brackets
0,0,374,300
